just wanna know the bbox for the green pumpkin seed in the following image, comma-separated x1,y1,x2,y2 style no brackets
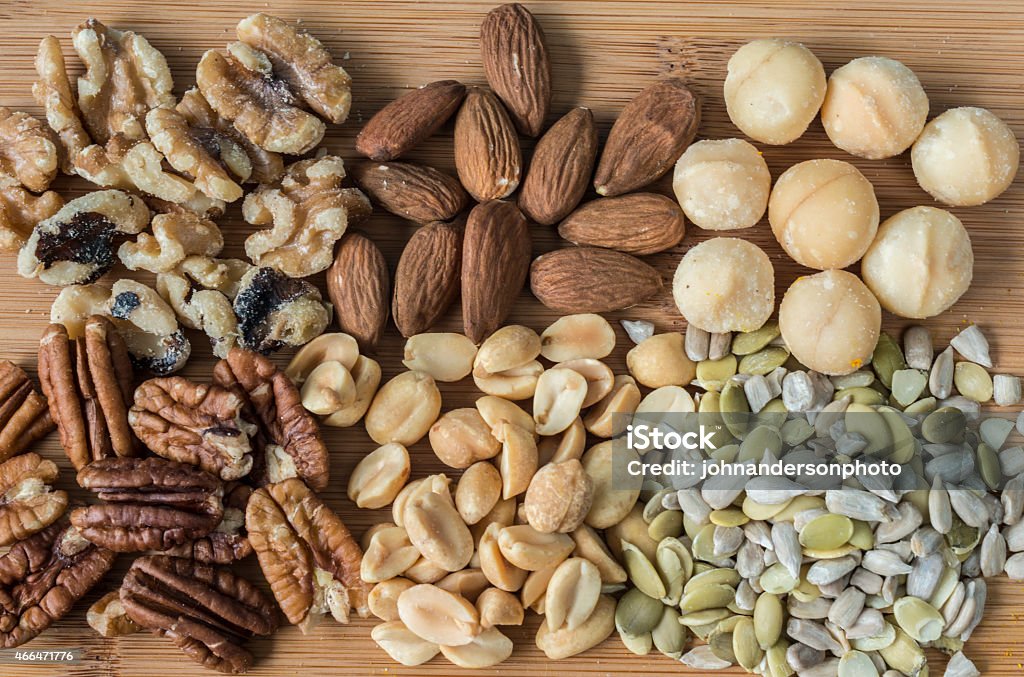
845,403,893,457
872,333,906,389
766,640,793,677
697,355,739,392
922,407,967,444
743,495,791,521
772,495,826,522
738,425,783,463
732,322,781,356
833,386,885,406
903,396,937,415
946,517,980,556
710,508,749,528
878,628,926,675
698,391,734,448
615,588,664,636
684,567,740,593
691,523,719,564
619,629,653,656
739,347,790,376
759,563,798,594
849,520,875,551
879,405,915,464
732,617,763,670
642,489,671,523
656,538,693,605
954,362,993,402
802,544,859,560
651,605,686,659
678,608,731,627
679,583,736,613
977,442,1002,490
893,597,944,642
623,540,667,599
790,577,821,602
755,398,789,430
799,513,854,550
831,370,876,390
891,369,927,407
707,623,738,663
781,418,815,446
753,593,783,650
648,510,683,541
709,444,739,463
720,380,750,438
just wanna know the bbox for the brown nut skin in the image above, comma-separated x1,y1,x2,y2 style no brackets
0,453,68,547
351,161,468,225
72,457,224,553
393,220,463,338
0,521,116,648
0,359,55,462
531,247,663,314
328,232,390,351
480,3,551,138
164,483,254,564
214,348,329,492
356,80,467,161
519,107,598,226
557,193,687,256
246,478,370,628
121,555,278,674
454,87,522,202
524,460,594,534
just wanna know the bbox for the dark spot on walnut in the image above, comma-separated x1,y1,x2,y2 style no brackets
234,267,320,354
129,329,191,377
34,212,116,281
109,290,142,319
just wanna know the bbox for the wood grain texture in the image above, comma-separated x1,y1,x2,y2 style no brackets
0,0,1022,674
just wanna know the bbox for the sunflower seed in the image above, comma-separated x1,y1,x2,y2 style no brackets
783,371,814,412
930,346,955,400
850,568,884,596
788,619,843,654
994,375,1022,406
845,608,885,640
950,325,992,368
772,522,802,580
787,642,826,671
713,525,744,558
903,326,933,371
979,524,1007,577
743,520,774,550
944,651,980,677
929,476,953,534
874,503,922,544
1003,474,1024,526
862,550,912,577
734,578,758,612
838,649,879,677
684,324,710,361
948,488,990,529
807,556,859,587
708,332,732,361
736,541,765,580
940,396,982,421
703,469,749,510
906,553,943,600
961,549,982,578
622,319,655,346
680,644,732,670
676,488,712,525
827,587,866,630
789,596,833,620
743,374,773,413
1005,552,1024,580
1000,446,1024,479
826,490,898,523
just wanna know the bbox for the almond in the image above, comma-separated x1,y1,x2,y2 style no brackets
356,80,467,161
393,221,462,338
530,247,663,313
462,201,532,343
351,161,468,224
328,232,390,350
454,88,522,202
557,193,686,255
480,3,551,137
593,77,700,197
518,107,598,226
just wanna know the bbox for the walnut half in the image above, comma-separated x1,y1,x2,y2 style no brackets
0,108,59,193
0,185,63,253
233,267,330,354
33,35,91,174
156,271,239,359
146,107,245,203
0,453,68,547
118,210,224,274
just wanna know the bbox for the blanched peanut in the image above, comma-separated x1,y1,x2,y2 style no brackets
436,569,490,603
347,443,410,509
537,417,586,466
553,358,614,407
473,325,541,376
626,333,696,388
361,526,421,583
498,422,538,500
392,474,452,528
361,521,397,551
475,395,535,441
474,360,543,400
584,374,641,438
497,524,575,571
404,492,474,572
540,314,616,362
521,559,561,612
583,441,642,529
470,496,517,545
476,587,525,628
533,368,588,436
285,332,359,383
439,627,514,668
478,523,528,592
397,584,481,646
403,333,478,382
456,462,502,525
300,361,355,415
545,558,602,630
369,577,416,621
430,408,501,469
365,370,441,445
403,556,449,584
371,620,441,666
536,594,615,659
323,355,381,428
524,460,594,534
571,524,628,584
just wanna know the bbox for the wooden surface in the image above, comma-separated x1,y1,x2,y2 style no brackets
0,0,1022,674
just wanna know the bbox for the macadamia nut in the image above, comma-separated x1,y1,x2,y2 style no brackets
911,106,1020,207
724,39,826,145
768,159,879,270
672,237,774,333
672,138,770,231
861,206,973,319
779,270,881,376
821,56,929,159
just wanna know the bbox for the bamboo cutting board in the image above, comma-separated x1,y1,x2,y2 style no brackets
0,0,1022,675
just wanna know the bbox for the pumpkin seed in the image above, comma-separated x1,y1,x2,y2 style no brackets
710,507,749,528
754,592,783,650
922,406,967,444
980,417,1014,450
651,605,685,659
681,644,733,669
654,537,692,605
618,628,652,655
954,362,993,402
685,567,740,593
733,321,781,356
678,607,731,627
760,563,799,594
738,425,783,463
691,523,720,563
890,369,927,407
850,621,896,652
871,333,905,389
837,649,879,677
697,355,738,391
799,513,854,551
903,396,937,415
831,370,876,390
739,346,791,376
902,325,933,371
679,583,736,613
976,442,1002,491
623,541,666,600
835,386,885,406
614,588,663,636
944,651,981,677
732,616,763,670
720,380,750,437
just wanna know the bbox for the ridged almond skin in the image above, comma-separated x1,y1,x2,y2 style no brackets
480,3,552,137
530,247,663,313
557,193,686,255
454,88,522,202
328,232,390,350
594,77,700,197
355,80,467,161
519,107,598,226
393,221,463,338
462,201,532,343
351,161,468,224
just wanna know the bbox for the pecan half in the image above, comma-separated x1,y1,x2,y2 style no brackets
0,521,116,648
164,483,253,564
33,36,91,174
0,107,59,193
213,348,328,491
129,376,255,481
38,316,136,470
0,453,67,547
246,478,369,632
0,361,54,462
0,185,63,253
121,555,278,674
71,457,223,552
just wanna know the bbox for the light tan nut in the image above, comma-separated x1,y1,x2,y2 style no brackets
540,314,616,363
478,522,529,592
436,569,490,604
298,361,355,415
474,325,542,377
571,524,628,584
324,356,381,428
156,273,239,359
405,492,474,572
372,620,440,666
545,557,602,631
627,333,696,388
475,396,535,442
120,211,224,273
0,185,63,253
285,332,359,384
87,591,142,639
520,559,560,612
470,496,517,547
392,474,452,528
397,584,481,647
177,255,253,300
533,368,588,436
360,522,395,551
366,371,442,447
476,588,525,628
72,19,174,144
456,462,503,525
552,358,614,408
524,460,594,534
606,504,658,562
368,577,415,622
403,557,449,585
583,441,642,529
19,190,150,286
429,408,501,469
0,108,58,193
537,416,586,466
474,360,543,400
498,524,575,571
49,285,112,338
361,526,421,584
196,42,325,154
232,267,330,355
0,453,69,547
242,155,372,278
106,279,191,375
33,36,90,174
440,626,514,668
348,443,411,510
403,333,477,382
498,422,539,500
235,13,352,123
146,107,245,202
536,594,615,659
584,374,641,438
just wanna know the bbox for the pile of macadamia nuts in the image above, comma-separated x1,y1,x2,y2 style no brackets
672,37,1019,376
